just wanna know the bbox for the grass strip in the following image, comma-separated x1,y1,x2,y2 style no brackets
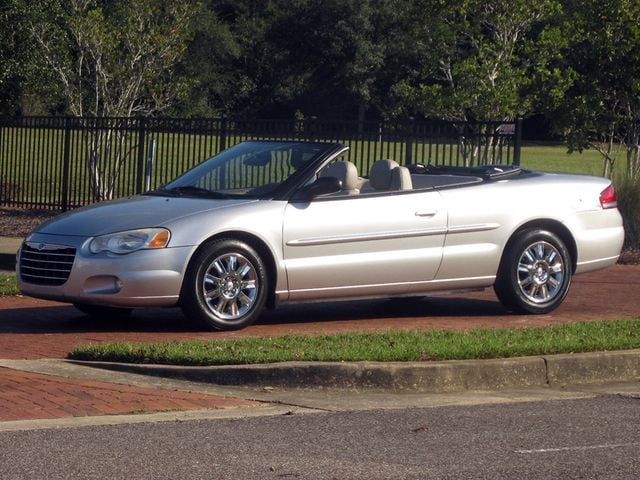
0,274,18,296
69,319,640,365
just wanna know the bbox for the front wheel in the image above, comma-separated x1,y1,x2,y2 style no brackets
180,239,268,331
494,229,572,314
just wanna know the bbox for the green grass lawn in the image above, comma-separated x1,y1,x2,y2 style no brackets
520,142,609,176
69,318,640,365
0,274,18,296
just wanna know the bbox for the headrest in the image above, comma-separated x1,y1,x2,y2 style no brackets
369,159,400,190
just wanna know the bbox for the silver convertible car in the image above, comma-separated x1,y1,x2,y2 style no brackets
18,140,624,330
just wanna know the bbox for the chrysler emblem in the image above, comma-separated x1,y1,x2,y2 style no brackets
26,241,65,252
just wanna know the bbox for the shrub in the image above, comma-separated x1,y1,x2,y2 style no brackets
616,174,640,249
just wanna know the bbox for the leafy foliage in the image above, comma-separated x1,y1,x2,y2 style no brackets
0,0,62,114
185,0,399,119
616,174,640,247
20,0,199,118
550,0,640,179
388,0,568,122
12,0,201,200
0,0,634,129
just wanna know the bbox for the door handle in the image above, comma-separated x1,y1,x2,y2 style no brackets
415,210,437,217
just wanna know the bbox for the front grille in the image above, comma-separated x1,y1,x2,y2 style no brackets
20,243,76,286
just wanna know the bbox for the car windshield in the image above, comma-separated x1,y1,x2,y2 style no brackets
150,141,337,199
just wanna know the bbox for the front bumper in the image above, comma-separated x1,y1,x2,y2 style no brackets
17,233,194,307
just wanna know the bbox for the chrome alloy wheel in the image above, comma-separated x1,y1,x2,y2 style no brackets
202,253,259,320
516,241,565,304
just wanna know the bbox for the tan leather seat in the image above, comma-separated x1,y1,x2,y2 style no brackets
368,159,413,191
320,160,361,195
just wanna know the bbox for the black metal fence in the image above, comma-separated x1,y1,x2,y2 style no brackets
0,116,522,211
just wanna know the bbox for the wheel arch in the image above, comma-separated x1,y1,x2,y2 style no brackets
182,231,279,309
503,219,577,272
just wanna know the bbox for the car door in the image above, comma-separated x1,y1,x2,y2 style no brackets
282,190,447,301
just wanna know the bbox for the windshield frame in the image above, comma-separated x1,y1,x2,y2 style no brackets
146,140,346,200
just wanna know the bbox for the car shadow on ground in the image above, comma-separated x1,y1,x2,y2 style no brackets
0,305,198,334
0,295,508,335
259,296,508,324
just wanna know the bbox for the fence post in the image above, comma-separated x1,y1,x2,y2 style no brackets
145,138,156,192
61,117,71,212
219,116,227,152
0,122,3,198
514,117,523,166
404,119,414,166
136,117,146,193
309,116,317,141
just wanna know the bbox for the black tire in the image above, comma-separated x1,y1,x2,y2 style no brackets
73,303,133,319
494,229,572,314
180,239,268,331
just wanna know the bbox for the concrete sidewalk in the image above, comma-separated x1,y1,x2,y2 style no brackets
0,350,638,429
0,236,21,271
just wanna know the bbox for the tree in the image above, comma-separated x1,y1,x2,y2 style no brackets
185,0,399,121
0,0,62,114
551,0,640,181
205,0,286,117
271,0,389,123
386,0,566,164
392,0,566,122
547,0,640,249
0,0,26,114
21,0,200,200
173,0,240,117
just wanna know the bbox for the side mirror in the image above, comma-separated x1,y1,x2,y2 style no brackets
295,176,342,201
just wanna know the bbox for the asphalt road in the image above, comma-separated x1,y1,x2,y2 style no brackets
1,392,639,480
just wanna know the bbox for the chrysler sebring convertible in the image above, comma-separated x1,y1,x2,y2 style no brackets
18,140,624,330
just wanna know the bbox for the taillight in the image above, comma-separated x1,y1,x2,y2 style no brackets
599,184,618,209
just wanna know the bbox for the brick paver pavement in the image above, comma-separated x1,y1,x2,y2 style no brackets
0,367,259,422
2,265,640,361
1,264,639,423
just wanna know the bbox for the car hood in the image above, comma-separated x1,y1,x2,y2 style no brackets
34,195,258,237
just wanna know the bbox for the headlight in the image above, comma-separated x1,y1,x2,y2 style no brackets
89,228,171,255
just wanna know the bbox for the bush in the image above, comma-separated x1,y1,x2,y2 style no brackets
616,174,640,249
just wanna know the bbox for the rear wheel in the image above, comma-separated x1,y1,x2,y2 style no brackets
180,239,268,331
494,229,572,314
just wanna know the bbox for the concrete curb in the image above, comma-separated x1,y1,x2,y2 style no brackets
0,236,20,272
71,349,640,393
